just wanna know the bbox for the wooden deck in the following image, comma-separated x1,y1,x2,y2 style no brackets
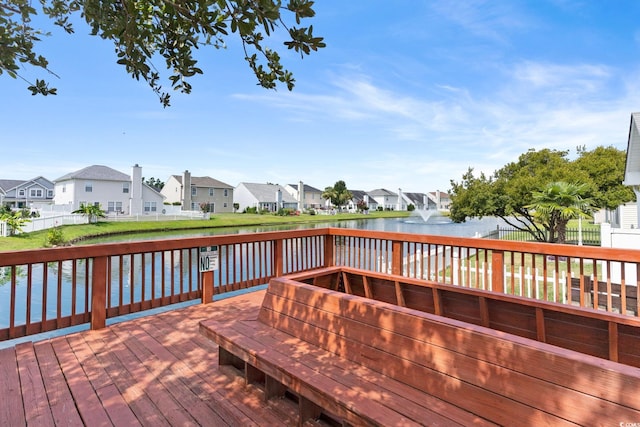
0,290,309,427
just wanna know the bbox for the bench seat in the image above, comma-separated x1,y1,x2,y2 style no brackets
201,277,640,426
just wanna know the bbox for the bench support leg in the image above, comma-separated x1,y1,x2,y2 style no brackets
265,375,287,401
299,396,322,426
219,346,235,365
246,363,265,385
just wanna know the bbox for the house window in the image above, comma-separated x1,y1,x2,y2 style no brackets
223,202,228,208
30,188,43,198
62,185,66,193
209,188,214,196
107,201,123,213
224,189,228,197
123,183,129,194
18,189,25,197
85,182,93,192
144,201,157,212
47,190,53,197
191,186,197,196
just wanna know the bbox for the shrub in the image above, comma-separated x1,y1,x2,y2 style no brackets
45,227,66,247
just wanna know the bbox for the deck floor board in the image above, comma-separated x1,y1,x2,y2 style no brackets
0,290,301,426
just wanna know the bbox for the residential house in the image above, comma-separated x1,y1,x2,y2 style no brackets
53,164,164,215
0,177,54,210
161,171,234,213
284,182,324,211
368,188,399,211
235,183,298,212
401,191,437,211
346,190,378,212
430,190,451,210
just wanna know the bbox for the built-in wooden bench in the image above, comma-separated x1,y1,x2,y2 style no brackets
200,276,640,426
288,266,640,368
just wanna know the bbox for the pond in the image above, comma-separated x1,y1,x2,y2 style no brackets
79,214,506,244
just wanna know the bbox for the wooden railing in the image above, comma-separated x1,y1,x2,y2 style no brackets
1,227,639,342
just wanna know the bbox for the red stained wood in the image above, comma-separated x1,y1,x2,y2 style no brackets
0,289,303,427
0,347,26,426
237,278,640,425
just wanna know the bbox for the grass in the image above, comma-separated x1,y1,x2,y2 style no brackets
0,211,410,252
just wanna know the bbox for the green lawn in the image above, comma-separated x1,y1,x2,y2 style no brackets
0,211,409,252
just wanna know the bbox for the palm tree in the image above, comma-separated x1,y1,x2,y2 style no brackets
73,203,106,224
527,182,593,243
322,180,352,211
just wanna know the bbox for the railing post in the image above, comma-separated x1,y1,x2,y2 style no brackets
202,271,214,304
491,250,504,293
392,240,403,276
275,238,284,277
91,255,108,330
324,234,335,268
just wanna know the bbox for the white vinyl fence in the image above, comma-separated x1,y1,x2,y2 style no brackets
0,214,89,237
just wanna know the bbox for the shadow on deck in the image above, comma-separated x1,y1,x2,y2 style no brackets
0,290,306,426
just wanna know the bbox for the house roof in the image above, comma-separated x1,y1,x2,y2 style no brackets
239,183,297,203
624,112,640,186
287,183,322,193
0,179,25,193
348,190,369,203
368,188,397,197
403,192,427,205
55,165,130,182
429,191,451,198
0,177,54,194
171,175,233,189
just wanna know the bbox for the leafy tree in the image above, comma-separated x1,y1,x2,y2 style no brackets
526,182,593,243
1,0,325,106
573,145,635,209
72,203,106,223
449,148,598,242
322,180,352,210
144,177,165,190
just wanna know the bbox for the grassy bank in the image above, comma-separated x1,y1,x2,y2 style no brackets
0,211,410,252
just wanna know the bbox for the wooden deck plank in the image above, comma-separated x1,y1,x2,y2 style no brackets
49,337,114,427
15,342,56,427
109,322,229,426
134,313,290,427
64,334,141,427
33,340,84,427
0,290,296,427
0,347,26,427
81,329,172,427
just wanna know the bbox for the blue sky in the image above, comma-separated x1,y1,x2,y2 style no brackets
3,1,640,194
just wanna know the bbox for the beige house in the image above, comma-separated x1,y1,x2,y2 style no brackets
161,171,234,213
284,182,324,211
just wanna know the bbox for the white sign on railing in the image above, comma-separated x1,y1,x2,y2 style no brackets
199,246,219,272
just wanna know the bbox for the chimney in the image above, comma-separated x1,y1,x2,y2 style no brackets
130,164,143,215
298,181,304,211
182,170,191,211
275,188,283,211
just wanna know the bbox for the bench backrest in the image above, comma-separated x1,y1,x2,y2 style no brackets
259,277,640,426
